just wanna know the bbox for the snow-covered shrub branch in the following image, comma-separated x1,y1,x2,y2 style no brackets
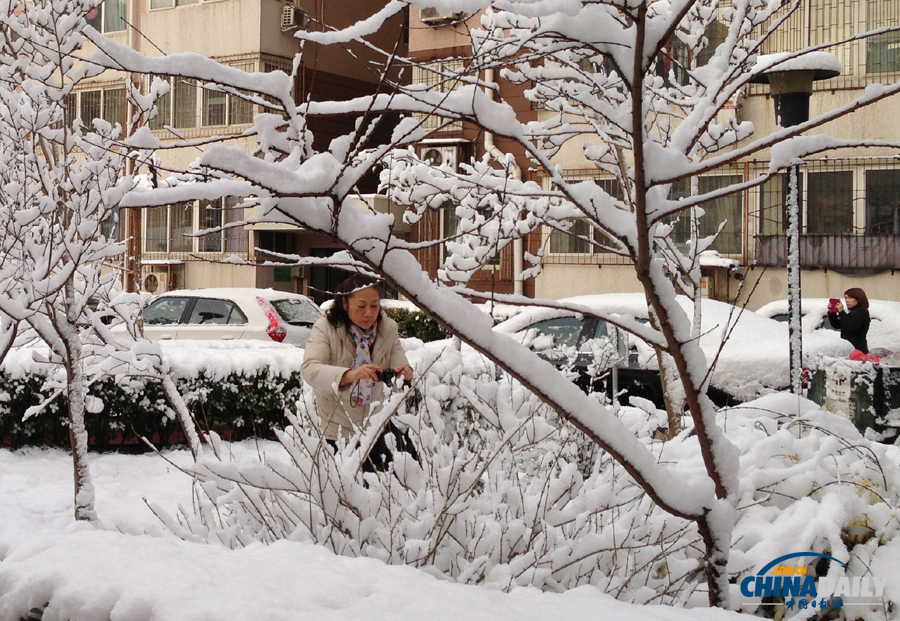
155,349,900,616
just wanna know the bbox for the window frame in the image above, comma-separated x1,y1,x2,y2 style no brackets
86,0,127,33
69,86,127,129
546,178,624,258
143,198,246,256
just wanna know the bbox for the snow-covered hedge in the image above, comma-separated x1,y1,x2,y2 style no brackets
0,343,305,449
157,342,900,617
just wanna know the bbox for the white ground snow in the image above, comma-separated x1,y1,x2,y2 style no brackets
0,444,748,621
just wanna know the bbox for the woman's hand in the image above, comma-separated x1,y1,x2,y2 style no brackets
394,363,413,381
341,363,382,385
836,301,844,313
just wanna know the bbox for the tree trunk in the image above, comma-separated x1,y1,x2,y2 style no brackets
64,336,96,522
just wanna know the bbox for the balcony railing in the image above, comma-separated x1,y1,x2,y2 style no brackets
755,235,900,270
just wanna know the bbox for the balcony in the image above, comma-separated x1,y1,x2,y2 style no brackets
755,234,900,270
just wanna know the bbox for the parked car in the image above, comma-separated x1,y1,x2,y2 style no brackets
495,293,853,407
756,298,900,352
140,288,320,347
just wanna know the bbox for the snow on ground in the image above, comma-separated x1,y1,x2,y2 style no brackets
0,444,746,621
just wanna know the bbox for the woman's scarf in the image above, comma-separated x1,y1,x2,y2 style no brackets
349,323,378,405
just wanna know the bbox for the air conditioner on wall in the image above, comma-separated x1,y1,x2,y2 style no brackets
281,6,308,32
143,272,169,295
421,145,459,171
419,8,463,26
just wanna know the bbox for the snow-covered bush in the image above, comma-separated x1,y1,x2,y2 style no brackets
155,347,900,615
0,345,305,449
381,307,451,343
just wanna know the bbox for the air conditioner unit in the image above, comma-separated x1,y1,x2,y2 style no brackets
281,6,308,32
419,7,463,27
143,271,169,294
421,145,459,171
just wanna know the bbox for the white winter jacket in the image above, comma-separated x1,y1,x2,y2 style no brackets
301,314,408,440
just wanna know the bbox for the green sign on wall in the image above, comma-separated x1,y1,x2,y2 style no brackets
274,266,292,282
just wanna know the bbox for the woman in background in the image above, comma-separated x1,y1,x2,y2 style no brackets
828,287,871,353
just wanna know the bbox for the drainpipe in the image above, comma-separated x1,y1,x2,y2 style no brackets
483,68,524,296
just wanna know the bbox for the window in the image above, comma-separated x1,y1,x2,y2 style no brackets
657,38,689,87
697,19,729,68
100,207,118,240
271,299,319,326
169,203,193,252
143,298,189,325
198,199,222,252
71,88,126,129
669,175,743,255
867,0,900,73
150,0,198,9
866,169,900,234
412,59,465,132
146,200,245,254
550,219,592,253
759,173,804,235
202,61,255,126
146,206,168,251
86,0,126,33
807,171,853,234
549,178,623,255
224,197,248,253
441,202,459,259
173,78,197,129
187,299,247,325
809,0,853,75
152,61,259,131
440,202,500,266
80,90,101,125
524,317,588,350
148,75,198,129
149,77,171,131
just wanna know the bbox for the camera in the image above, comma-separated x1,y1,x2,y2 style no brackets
376,368,397,385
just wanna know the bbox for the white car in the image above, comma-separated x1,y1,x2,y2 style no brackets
756,298,900,352
495,293,853,404
141,288,320,347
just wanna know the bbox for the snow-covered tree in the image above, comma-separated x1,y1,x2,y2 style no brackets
83,0,900,605
0,0,206,521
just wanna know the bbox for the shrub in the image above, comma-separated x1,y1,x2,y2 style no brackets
382,306,451,342
0,363,304,451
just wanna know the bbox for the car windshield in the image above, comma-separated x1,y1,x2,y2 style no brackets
271,298,319,326
524,316,586,349
143,298,188,325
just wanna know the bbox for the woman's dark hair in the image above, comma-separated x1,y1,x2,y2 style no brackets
844,287,870,309
325,273,384,328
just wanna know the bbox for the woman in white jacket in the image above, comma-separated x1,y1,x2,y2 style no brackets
301,274,413,469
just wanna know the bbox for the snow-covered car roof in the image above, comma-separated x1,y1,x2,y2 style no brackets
153,288,313,303
756,298,900,352
496,293,852,400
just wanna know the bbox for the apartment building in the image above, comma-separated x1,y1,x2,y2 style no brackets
77,1,900,307
74,0,405,303
408,2,900,308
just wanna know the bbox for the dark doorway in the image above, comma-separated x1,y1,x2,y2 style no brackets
309,249,350,306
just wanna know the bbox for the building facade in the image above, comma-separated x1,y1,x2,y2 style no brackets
408,2,900,309
82,1,900,307
78,0,406,303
